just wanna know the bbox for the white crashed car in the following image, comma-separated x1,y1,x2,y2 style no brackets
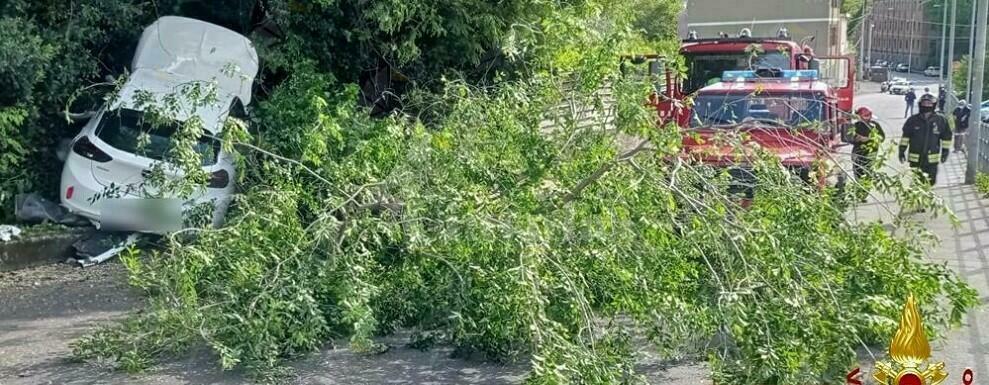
60,16,258,232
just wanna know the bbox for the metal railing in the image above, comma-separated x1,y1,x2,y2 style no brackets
539,83,616,134
978,121,989,173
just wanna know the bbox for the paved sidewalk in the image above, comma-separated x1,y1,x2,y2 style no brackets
926,159,989,379
851,81,989,381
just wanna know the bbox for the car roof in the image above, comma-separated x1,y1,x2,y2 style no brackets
110,69,236,134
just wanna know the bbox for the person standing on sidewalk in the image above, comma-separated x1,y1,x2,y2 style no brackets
952,100,971,153
904,88,917,118
851,106,886,182
938,86,947,113
899,94,952,185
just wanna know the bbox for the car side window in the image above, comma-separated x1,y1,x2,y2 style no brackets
229,99,248,121
226,98,253,135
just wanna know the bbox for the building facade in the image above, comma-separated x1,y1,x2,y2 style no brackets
684,0,848,56
866,0,937,71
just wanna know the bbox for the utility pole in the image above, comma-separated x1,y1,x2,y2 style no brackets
969,0,978,100
966,0,988,183
860,18,866,78
908,2,916,72
859,0,870,79
868,23,875,65
940,0,949,82
946,0,958,112
678,0,689,38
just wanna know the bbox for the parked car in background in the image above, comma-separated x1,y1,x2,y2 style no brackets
980,100,989,123
924,66,940,77
60,16,258,231
895,63,910,72
888,80,914,95
874,60,889,68
880,77,905,93
869,66,890,83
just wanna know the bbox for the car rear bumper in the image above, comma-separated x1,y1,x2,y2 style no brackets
60,153,235,230
60,157,104,221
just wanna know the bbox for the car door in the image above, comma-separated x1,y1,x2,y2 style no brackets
817,56,854,114
84,110,160,199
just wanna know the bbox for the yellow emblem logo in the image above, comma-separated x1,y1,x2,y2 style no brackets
872,294,947,385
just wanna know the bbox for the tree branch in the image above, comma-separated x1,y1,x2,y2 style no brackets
561,139,652,203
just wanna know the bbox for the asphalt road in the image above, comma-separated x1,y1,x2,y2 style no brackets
0,263,536,384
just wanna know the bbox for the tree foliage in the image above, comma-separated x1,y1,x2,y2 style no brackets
0,0,150,220
0,0,683,220
923,0,975,68
72,66,978,383
951,54,989,102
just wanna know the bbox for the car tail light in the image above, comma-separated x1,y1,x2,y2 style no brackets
71,136,112,162
66,186,74,200
207,169,230,189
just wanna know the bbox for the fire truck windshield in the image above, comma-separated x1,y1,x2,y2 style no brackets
684,52,791,95
690,93,825,129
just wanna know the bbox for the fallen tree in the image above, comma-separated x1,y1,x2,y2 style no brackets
52,1,977,383
70,65,978,383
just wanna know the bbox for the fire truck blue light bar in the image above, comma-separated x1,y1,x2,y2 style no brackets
721,70,819,82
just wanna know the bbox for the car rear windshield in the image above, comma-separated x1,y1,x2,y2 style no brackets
96,108,221,166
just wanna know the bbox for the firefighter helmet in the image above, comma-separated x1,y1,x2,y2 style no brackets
855,106,873,118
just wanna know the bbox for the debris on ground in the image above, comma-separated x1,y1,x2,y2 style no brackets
0,225,21,242
14,193,90,226
72,232,140,267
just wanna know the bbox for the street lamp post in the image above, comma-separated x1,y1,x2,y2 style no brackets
858,0,877,79
968,0,978,100
860,9,869,79
908,2,917,72
869,23,876,65
940,0,949,82
908,0,943,74
966,0,989,183
946,0,958,112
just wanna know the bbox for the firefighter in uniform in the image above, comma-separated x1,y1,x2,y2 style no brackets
851,106,885,181
898,94,952,185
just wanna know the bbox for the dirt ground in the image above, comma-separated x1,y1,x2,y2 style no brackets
0,261,707,384
0,262,142,384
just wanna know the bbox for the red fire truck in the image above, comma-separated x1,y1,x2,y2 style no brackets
629,28,854,127
681,68,850,198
